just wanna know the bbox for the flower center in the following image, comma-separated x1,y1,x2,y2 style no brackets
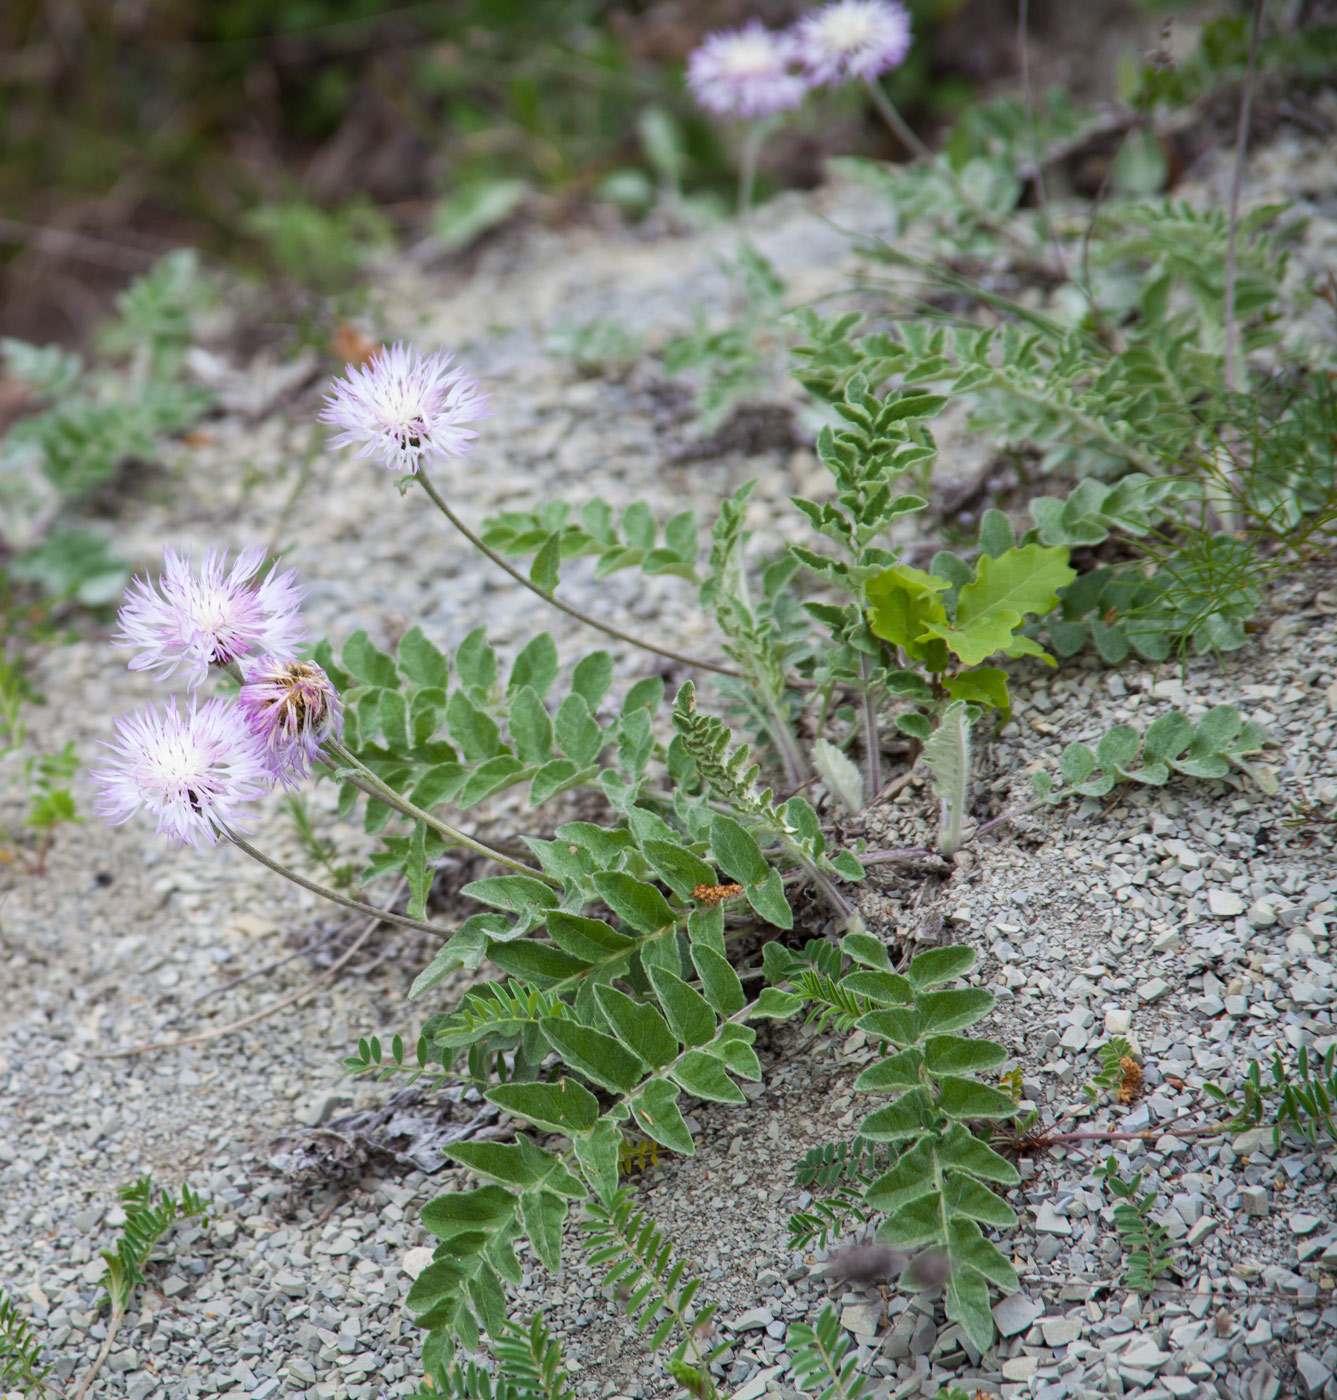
820,10,875,53
723,35,781,77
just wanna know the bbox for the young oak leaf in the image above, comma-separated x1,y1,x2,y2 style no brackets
864,564,951,669
919,545,1075,668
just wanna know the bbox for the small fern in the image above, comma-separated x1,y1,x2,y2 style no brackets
1083,1037,1142,1104
786,1305,870,1400
0,1287,50,1398
618,1136,663,1177
788,1188,877,1253
1104,1157,1174,1295
789,1137,892,1251
417,1313,573,1400
794,1136,888,1191
789,967,872,1033
71,1175,208,1400
100,1176,209,1312
581,1190,722,1386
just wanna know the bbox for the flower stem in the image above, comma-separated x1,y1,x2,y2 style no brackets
413,465,743,679
222,825,453,935
859,654,881,799
325,739,556,883
863,78,930,160
865,78,1043,262
737,121,766,217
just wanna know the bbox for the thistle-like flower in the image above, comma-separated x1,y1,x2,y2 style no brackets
320,341,492,474
794,0,912,85
238,657,344,788
92,696,272,848
114,546,308,691
686,22,809,120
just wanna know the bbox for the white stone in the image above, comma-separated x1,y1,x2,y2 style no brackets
1105,1008,1132,1036
1041,1316,1083,1347
1002,1355,1038,1381
401,1247,435,1280
1122,1338,1171,1370
993,1292,1044,1337
1209,889,1245,917
1185,1216,1218,1246
1035,1202,1072,1236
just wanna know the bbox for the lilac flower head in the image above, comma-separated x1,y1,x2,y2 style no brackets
92,695,271,848
114,546,308,692
686,22,809,120
238,656,344,789
795,0,912,85
320,341,492,474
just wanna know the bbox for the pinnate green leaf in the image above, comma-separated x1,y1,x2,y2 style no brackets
690,943,745,1016
590,872,677,936
746,867,793,929
709,813,768,885
906,945,977,991
671,1050,745,1104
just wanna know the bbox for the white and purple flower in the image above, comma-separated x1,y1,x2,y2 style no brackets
686,22,809,120
92,695,272,848
238,656,344,788
320,341,492,474
114,546,307,691
794,0,912,85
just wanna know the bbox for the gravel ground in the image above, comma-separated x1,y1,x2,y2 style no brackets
2,131,1337,1400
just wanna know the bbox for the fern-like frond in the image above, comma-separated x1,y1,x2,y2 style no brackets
102,1177,208,1310
433,980,567,1050
0,1288,51,1398
794,1136,890,1191
787,1305,870,1400
787,1186,875,1253
581,1190,720,1363
671,682,767,815
618,1136,662,1177
790,968,870,1033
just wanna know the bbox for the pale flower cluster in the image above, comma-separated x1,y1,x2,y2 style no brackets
687,0,912,120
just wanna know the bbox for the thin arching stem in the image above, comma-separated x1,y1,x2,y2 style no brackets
412,465,743,679
326,739,555,882
865,77,1047,265
737,121,766,216
223,825,453,934
863,78,930,160
1219,0,1266,535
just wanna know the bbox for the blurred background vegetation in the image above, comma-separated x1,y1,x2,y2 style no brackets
0,0,1173,344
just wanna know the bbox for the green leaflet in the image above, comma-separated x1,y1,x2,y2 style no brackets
539,1018,644,1095
594,984,679,1069
484,1079,600,1136
919,544,1074,666
645,963,717,1047
628,1080,695,1155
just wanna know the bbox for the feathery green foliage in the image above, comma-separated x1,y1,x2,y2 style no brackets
786,1305,871,1400
99,1177,209,1314
1206,1045,1337,1148
0,1288,50,1399
1104,1158,1175,1295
